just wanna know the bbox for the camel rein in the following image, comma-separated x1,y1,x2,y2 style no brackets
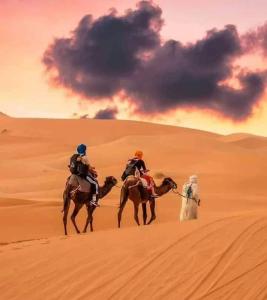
115,184,123,189
172,188,200,206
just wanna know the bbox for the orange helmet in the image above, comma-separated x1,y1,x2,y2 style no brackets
135,150,143,159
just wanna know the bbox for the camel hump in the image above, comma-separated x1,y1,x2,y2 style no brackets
124,175,139,186
68,174,79,186
68,174,91,193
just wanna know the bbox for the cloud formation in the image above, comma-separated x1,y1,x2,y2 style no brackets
93,107,118,119
127,27,266,120
243,22,267,55
43,1,162,98
43,1,267,121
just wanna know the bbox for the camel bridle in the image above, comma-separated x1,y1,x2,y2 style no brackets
172,188,200,206
164,178,177,189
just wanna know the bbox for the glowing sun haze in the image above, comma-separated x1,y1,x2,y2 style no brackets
1,0,267,136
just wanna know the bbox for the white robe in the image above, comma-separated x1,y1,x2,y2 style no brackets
180,180,199,221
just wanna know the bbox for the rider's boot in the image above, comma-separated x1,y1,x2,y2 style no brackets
90,194,100,207
151,186,159,198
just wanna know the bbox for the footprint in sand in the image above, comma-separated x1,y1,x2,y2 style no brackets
40,241,50,244
12,247,22,251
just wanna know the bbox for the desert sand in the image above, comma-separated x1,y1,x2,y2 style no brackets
0,114,267,299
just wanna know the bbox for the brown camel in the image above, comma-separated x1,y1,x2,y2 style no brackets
118,176,177,227
63,175,117,235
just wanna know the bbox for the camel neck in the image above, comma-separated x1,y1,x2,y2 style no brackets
155,184,171,196
99,182,114,199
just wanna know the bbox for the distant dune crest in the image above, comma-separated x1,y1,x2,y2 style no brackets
0,112,10,118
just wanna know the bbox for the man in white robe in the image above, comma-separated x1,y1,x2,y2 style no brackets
180,175,200,221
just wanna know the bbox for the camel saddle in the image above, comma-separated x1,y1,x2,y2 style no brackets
68,174,91,193
139,175,153,201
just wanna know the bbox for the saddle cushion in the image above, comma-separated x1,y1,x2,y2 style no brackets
140,175,153,191
68,174,91,193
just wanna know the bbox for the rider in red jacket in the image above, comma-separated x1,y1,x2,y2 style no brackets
130,150,158,198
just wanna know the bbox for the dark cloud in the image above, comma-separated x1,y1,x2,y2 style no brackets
128,26,266,120
243,22,267,55
43,1,162,98
128,26,241,110
93,107,118,119
80,114,89,119
43,1,267,121
214,71,266,119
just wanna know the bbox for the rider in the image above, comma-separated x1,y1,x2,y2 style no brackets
76,144,100,207
128,150,147,175
127,150,158,198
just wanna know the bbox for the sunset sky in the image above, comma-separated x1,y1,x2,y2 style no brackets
1,0,267,136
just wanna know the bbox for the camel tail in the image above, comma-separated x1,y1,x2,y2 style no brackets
119,185,128,208
62,176,72,212
62,185,72,212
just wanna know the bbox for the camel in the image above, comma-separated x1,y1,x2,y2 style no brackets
118,176,177,227
63,175,117,235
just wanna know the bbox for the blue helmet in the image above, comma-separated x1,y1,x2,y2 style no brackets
77,144,87,155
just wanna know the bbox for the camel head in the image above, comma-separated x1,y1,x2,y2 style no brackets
105,176,118,186
162,177,177,189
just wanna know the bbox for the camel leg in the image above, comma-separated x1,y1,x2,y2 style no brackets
142,203,147,225
83,205,95,233
63,197,70,235
134,202,140,226
62,182,71,212
90,216,94,232
147,199,156,225
118,198,128,228
71,203,83,234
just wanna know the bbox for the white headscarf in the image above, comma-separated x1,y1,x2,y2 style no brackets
189,175,198,184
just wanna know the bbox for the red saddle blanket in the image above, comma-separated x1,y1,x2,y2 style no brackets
140,174,153,191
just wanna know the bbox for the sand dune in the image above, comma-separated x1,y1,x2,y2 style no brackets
0,117,267,299
229,136,267,149
218,133,254,143
219,133,267,149
1,212,267,300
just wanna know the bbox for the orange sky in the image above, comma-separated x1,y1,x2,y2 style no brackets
0,0,267,136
